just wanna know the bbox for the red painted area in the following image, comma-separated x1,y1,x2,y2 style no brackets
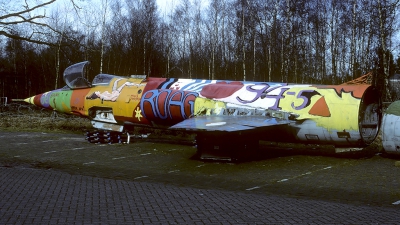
200,81,243,99
143,77,167,92
309,96,331,117
170,90,197,120
115,113,151,125
33,94,43,107
141,91,156,120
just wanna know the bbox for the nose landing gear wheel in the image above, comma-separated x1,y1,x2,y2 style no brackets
85,130,131,144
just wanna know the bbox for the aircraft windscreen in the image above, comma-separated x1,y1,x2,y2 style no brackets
63,61,91,89
92,74,119,86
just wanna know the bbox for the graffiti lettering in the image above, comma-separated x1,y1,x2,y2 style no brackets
71,106,84,111
177,79,214,92
291,90,310,110
140,89,198,121
289,90,319,110
141,90,158,118
266,87,290,110
235,84,289,110
236,84,270,104
130,94,140,101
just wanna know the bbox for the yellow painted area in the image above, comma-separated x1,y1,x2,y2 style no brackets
194,97,226,116
24,96,33,104
84,77,146,120
279,87,360,132
61,102,70,113
135,107,143,121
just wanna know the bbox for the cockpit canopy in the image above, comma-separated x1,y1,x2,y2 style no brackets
92,74,118,86
63,61,91,89
63,61,122,89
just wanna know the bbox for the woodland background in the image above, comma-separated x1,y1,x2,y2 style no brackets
1,0,400,101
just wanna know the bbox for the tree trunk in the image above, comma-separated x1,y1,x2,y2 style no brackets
242,3,246,81
55,35,62,89
377,0,391,101
100,0,108,74
351,1,356,79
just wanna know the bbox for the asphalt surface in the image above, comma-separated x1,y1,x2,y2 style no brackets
1,130,400,224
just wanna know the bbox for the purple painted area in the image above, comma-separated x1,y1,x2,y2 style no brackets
140,89,199,121
235,84,290,110
291,90,316,110
236,84,271,104
40,91,52,108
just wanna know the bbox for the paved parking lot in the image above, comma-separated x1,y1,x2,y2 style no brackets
1,130,400,224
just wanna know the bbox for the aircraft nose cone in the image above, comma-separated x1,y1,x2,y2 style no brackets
24,94,45,108
24,96,34,104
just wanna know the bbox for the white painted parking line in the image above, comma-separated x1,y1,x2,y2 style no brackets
83,162,95,165
392,200,400,205
43,151,57,154
72,147,84,150
278,166,333,183
246,186,260,191
168,170,180,173
134,176,148,180
62,137,87,141
246,165,335,191
140,153,152,156
112,157,126,160
277,179,289,183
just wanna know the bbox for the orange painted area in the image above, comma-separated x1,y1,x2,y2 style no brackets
71,89,91,116
313,84,369,98
308,96,331,117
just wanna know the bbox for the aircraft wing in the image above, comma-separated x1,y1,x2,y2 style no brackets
169,116,291,132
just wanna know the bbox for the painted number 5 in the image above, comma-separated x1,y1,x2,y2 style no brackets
287,90,316,110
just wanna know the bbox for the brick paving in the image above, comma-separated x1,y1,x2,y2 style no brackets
1,166,400,225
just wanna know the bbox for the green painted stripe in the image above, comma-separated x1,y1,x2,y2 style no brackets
385,101,400,116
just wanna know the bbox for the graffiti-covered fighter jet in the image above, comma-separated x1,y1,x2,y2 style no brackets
25,61,382,160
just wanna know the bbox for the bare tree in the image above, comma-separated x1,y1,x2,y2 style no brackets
171,0,194,78
376,0,399,101
99,0,109,74
350,0,357,79
0,0,81,45
207,0,227,80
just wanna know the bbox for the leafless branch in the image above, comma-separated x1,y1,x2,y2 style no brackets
0,0,55,20
0,30,56,46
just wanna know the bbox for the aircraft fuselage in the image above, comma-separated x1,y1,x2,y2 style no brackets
25,61,381,152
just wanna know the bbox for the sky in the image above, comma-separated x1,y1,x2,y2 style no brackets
45,0,208,18
157,0,178,13
156,0,209,16
46,0,179,13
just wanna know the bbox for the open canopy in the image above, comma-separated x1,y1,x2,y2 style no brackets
63,61,91,89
